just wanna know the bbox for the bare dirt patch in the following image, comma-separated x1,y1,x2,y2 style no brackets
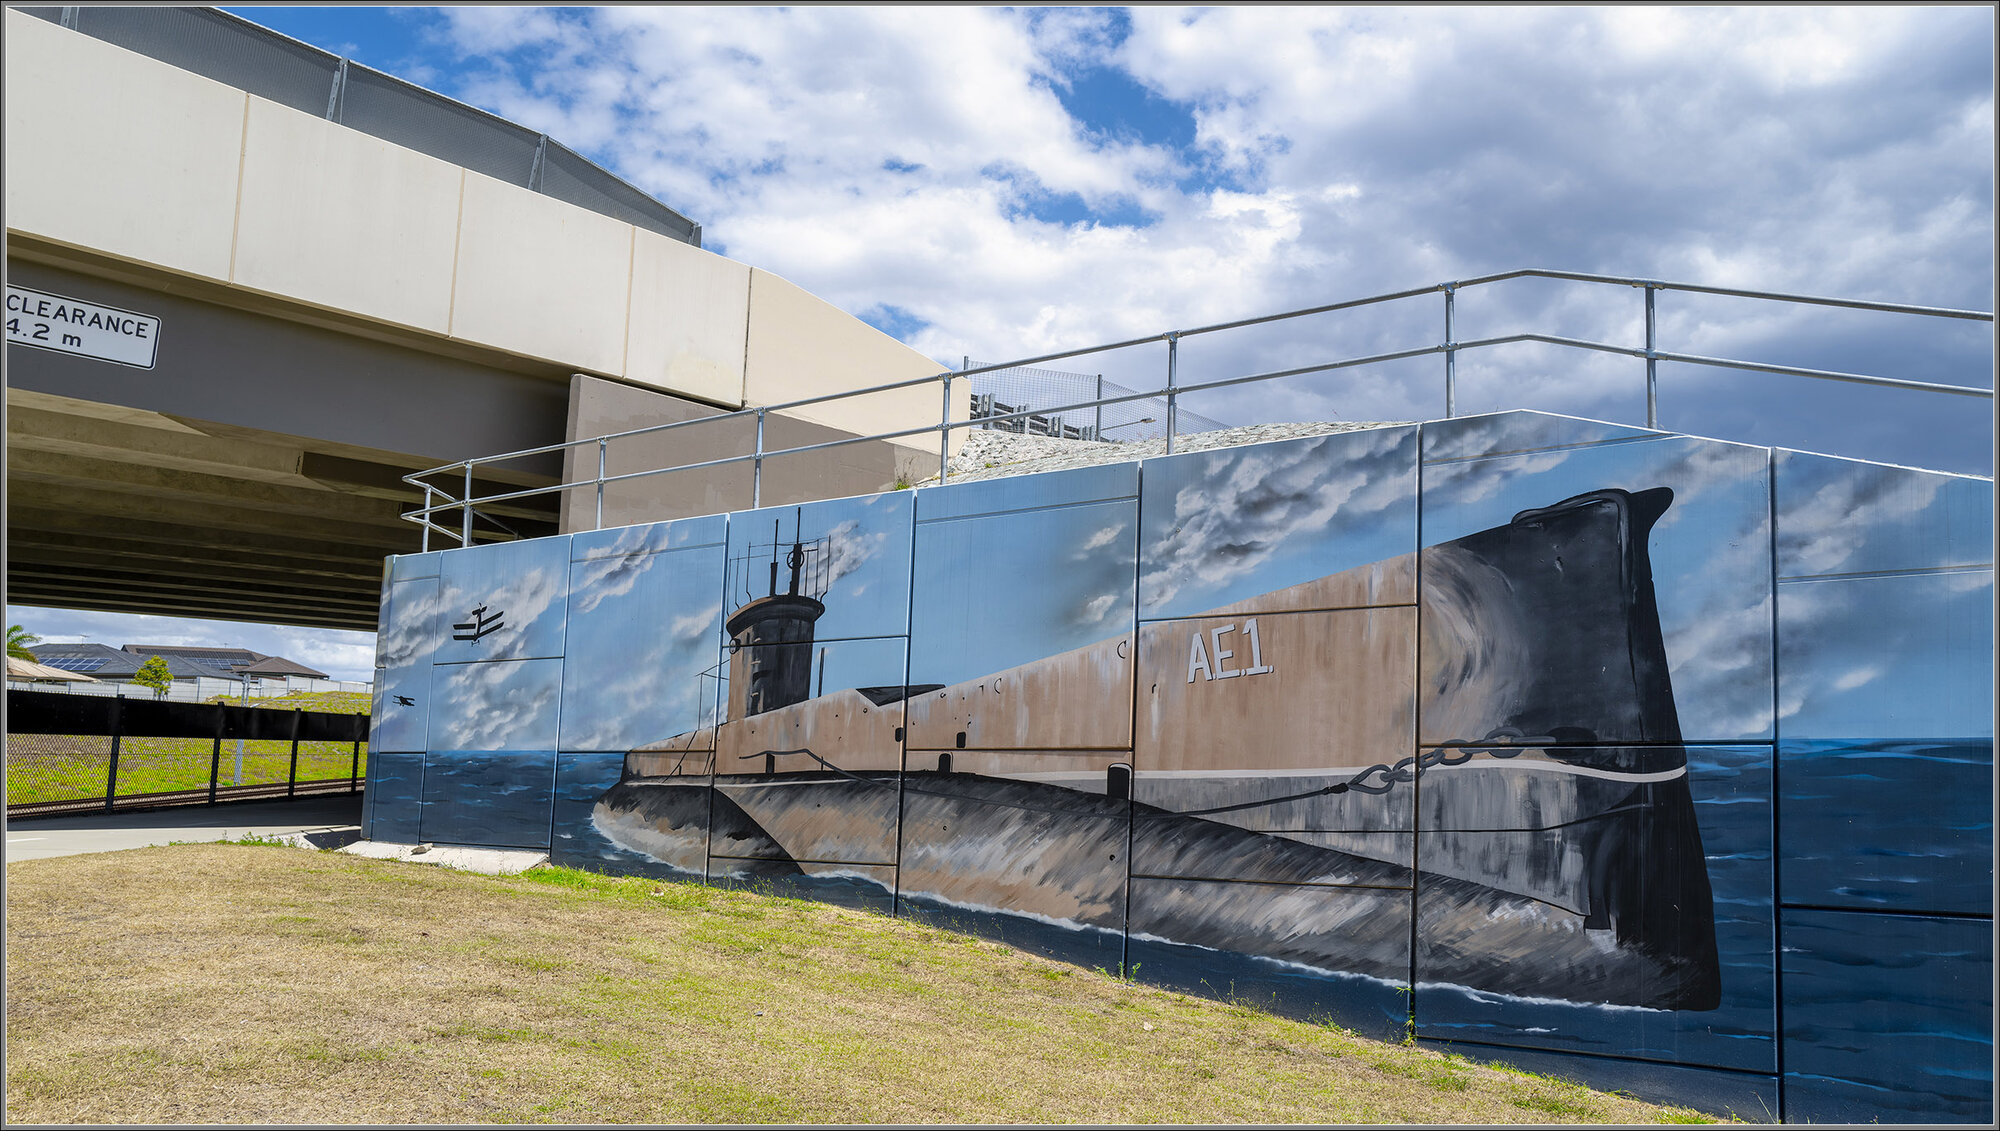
6,844,1727,1124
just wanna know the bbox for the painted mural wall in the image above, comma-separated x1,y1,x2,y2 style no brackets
366,410,1994,1123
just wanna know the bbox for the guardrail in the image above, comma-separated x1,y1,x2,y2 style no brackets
404,268,1994,549
5,690,369,818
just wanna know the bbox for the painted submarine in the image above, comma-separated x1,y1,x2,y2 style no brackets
593,486,1721,1011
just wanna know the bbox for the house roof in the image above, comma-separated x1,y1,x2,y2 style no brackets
31,643,328,681
7,655,102,682
239,656,331,679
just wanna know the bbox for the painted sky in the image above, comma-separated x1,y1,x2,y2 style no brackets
10,5,1993,675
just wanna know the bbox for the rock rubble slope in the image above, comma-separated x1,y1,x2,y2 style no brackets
914,421,1409,486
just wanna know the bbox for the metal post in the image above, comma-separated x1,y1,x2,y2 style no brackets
286,709,303,798
939,371,954,483
233,676,251,785
349,725,361,793
1644,285,1659,429
208,703,226,805
752,408,766,509
595,436,608,530
1094,374,1104,440
1443,283,1458,418
460,464,474,547
103,697,123,812
420,483,434,552
1163,334,1180,454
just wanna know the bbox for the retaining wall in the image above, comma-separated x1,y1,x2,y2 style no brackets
365,409,1993,1122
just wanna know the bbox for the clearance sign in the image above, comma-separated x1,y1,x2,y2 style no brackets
5,285,161,369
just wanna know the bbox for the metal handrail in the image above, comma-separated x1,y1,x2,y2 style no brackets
403,268,1994,550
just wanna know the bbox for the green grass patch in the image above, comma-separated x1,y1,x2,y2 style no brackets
6,845,1740,1125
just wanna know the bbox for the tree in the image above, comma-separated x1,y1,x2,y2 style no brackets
132,654,175,699
7,624,39,661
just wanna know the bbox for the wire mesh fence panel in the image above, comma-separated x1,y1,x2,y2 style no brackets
4,734,113,810
294,741,367,788
196,738,293,791
108,738,228,800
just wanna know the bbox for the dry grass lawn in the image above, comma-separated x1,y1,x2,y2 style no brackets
5,843,1729,1125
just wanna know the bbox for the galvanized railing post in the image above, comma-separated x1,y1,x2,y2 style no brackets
1644,284,1659,429
752,408,766,508
940,370,954,483
596,436,608,529
1443,282,1458,418
460,463,474,547
1163,333,1180,454
419,483,434,552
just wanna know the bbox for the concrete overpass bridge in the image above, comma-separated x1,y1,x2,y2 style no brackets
5,6,947,632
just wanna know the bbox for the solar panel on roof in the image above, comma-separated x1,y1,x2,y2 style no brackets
44,657,109,672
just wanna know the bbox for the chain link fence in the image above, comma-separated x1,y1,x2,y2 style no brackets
5,691,369,818
964,360,1224,443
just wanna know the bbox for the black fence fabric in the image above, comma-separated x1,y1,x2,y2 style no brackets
7,690,368,742
5,690,369,817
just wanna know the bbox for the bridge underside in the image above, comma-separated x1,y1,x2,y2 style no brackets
5,388,564,631
5,251,569,632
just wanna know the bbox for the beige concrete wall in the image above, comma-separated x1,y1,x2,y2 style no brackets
3,10,245,283
626,229,751,407
450,171,634,377
8,10,952,447
557,375,941,533
234,97,464,334
745,269,964,436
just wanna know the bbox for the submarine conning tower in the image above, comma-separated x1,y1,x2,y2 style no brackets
724,534,827,718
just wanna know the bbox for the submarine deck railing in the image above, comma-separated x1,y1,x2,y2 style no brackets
402,268,1995,550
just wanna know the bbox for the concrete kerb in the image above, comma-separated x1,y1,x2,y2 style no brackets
338,839,550,876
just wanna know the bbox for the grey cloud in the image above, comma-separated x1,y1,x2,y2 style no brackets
1139,429,1410,609
570,545,667,616
434,661,560,751
821,517,888,588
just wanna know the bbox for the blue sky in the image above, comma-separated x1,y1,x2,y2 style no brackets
11,5,1994,680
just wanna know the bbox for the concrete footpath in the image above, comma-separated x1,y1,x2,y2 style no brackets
4,793,548,875
4,794,366,862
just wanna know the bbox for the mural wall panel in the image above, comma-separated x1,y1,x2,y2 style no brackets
562,516,726,754
1419,1041,1780,1122
550,750,707,880
372,410,1991,1122
419,749,557,848
1420,421,1774,746
367,750,424,844
1414,743,1775,1072
434,536,572,664
1132,607,1416,881
1137,427,1418,620
1772,457,1993,914
1780,909,1993,1123
909,465,1139,732
723,494,914,643
428,657,563,753
373,566,440,754
1126,875,1412,1042
897,748,1132,969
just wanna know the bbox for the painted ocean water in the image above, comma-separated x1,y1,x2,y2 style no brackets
1778,738,1992,915
1415,744,1777,1072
